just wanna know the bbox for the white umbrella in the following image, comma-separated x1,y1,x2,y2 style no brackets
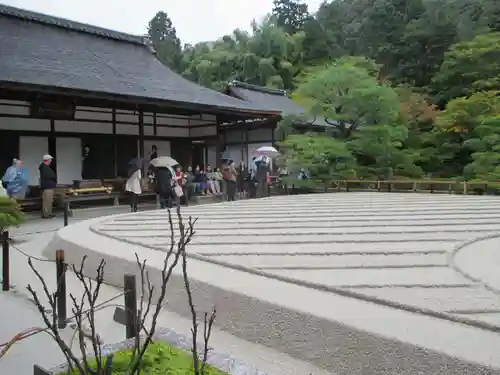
253,146,279,157
150,156,179,168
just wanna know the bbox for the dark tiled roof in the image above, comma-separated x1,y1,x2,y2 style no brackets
0,5,277,115
227,81,334,128
228,81,304,115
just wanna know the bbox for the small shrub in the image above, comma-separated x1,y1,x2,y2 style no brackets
0,196,23,232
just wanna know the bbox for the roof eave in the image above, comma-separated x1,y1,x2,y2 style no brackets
0,81,280,119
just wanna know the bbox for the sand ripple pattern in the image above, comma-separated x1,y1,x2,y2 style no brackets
92,192,500,329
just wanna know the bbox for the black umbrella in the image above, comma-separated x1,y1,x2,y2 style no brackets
128,158,145,168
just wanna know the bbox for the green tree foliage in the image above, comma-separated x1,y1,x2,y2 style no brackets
348,124,423,178
463,115,500,180
146,0,500,181
483,0,500,31
148,11,182,72
0,196,23,232
390,8,457,87
430,91,500,177
272,0,310,34
180,17,305,91
279,133,357,184
432,32,500,103
293,58,400,138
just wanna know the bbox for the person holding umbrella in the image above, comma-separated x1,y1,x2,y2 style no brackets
254,156,271,198
150,156,179,209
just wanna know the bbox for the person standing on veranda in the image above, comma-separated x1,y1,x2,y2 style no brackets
222,160,238,201
2,159,29,200
125,159,142,212
39,154,57,219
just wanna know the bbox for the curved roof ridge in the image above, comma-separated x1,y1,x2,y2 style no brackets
0,3,144,44
229,80,288,96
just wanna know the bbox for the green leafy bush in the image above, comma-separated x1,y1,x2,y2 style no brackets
61,341,228,375
0,196,23,232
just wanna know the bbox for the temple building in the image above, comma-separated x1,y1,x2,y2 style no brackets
0,4,279,186
0,4,329,188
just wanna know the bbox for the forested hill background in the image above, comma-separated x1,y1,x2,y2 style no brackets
147,0,500,182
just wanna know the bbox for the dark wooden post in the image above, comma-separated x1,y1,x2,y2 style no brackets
215,118,223,168
138,111,145,160
124,274,138,339
112,108,117,177
63,201,69,227
2,231,9,291
56,250,67,328
33,364,52,375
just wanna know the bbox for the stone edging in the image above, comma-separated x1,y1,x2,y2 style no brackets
46,327,267,375
89,220,500,333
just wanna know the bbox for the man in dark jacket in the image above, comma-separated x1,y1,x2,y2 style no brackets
39,154,57,218
255,156,270,198
155,166,174,209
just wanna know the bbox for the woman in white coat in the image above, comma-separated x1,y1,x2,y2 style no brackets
126,160,142,212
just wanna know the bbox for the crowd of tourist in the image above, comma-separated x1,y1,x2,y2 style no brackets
169,160,253,202
127,156,273,211
0,151,274,216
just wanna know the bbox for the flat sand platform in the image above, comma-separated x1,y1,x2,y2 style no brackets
44,193,500,374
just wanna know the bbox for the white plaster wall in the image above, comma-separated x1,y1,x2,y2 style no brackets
19,136,49,185
225,130,244,143
207,146,217,167
156,116,189,126
248,128,272,142
75,107,112,121
0,103,30,116
189,125,217,138
54,120,112,134
116,124,138,135
0,117,50,131
156,127,189,137
224,145,245,164
56,137,82,184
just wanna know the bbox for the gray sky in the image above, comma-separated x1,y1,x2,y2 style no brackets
2,0,323,44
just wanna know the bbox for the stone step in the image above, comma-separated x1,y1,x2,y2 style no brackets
107,231,480,244
189,242,451,255
97,223,500,235
106,213,500,224
211,253,447,268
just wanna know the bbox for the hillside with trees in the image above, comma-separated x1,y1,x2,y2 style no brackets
147,0,500,181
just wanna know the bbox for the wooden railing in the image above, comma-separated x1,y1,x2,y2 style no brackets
274,178,500,195
331,179,495,195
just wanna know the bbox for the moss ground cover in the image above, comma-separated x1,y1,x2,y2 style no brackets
61,341,229,375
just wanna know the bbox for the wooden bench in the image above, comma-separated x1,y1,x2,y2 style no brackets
61,180,118,214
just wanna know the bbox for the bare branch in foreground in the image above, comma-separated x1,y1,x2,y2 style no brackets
181,216,216,375
26,206,218,375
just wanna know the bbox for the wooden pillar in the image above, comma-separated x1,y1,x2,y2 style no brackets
153,112,157,136
112,108,117,177
271,122,276,148
245,127,249,164
48,118,58,183
240,122,245,163
215,117,223,168
138,110,145,159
